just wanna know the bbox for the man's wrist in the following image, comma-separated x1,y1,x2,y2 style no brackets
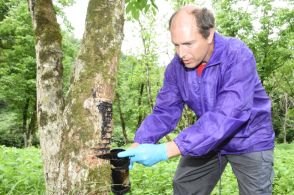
130,142,140,148
166,141,181,158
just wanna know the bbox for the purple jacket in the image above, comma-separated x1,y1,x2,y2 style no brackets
134,32,275,156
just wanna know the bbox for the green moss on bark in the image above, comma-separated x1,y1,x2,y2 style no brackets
78,0,123,83
41,70,54,80
40,111,48,127
34,1,62,46
62,0,124,156
88,164,111,185
56,0,124,192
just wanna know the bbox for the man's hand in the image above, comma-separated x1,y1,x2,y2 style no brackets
118,144,168,169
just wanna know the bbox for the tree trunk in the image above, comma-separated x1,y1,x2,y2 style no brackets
283,93,288,144
27,101,37,147
145,62,154,111
22,98,30,147
116,92,129,143
138,21,154,111
136,83,144,129
28,0,124,194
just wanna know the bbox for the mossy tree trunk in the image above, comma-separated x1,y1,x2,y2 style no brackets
27,0,124,194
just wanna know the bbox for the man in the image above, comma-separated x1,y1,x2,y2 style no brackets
118,6,275,195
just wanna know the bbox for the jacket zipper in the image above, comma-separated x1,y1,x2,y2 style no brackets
200,68,206,114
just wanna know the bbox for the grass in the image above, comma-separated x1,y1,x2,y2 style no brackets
0,146,45,195
0,143,293,195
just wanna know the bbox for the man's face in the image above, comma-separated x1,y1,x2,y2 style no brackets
170,13,214,69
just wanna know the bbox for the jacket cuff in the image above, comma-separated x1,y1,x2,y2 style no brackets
173,137,188,156
134,136,156,144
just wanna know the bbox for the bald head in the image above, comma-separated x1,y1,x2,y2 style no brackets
169,6,215,39
178,5,198,13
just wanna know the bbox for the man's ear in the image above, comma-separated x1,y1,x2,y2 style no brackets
208,28,215,44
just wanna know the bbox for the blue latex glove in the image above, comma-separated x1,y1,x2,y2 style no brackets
118,144,168,169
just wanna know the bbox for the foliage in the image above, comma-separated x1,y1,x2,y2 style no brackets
126,159,177,195
0,0,10,22
0,0,36,110
123,143,294,195
0,0,37,147
113,7,166,144
213,0,253,41
113,54,165,143
0,109,39,147
251,2,294,142
264,6,294,143
266,61,294,143
0,0,79,147
61,31,80,92
272,143,294,194
125,0,158,20
0,109,23,148
57,0,75,7
172,0,198,10
0,146,45,195
1,143,293,194
212,0,294,142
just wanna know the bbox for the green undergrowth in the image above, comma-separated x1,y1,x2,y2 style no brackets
1,143,294,195
0,146,45,195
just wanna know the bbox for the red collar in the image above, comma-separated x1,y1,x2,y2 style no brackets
197,63,206,77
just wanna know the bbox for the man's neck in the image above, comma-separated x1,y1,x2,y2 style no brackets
203,41,214,63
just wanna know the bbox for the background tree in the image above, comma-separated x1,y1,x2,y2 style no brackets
113,1,183,145
213,0,253,40
0,0,78,147
212,0,294,142
0,0,38,147
249,1,294,142
258,4,294,142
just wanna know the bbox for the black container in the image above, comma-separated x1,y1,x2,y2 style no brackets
96,149,131,195
110,149,131,195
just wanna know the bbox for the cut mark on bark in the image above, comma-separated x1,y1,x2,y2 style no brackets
97,101,112,139
92,143,111,155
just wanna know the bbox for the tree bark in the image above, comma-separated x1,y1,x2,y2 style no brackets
28,0,124,194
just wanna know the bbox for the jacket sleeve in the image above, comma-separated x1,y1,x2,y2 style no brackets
134,62,184,144
174,45,257,156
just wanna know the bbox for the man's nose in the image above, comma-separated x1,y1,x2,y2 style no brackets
177,46,186,59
